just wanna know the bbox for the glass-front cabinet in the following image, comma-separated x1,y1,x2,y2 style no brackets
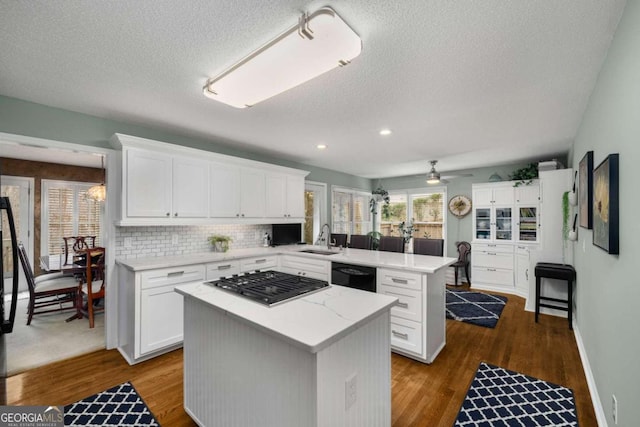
474,206,513,241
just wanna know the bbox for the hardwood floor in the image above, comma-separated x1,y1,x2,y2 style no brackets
8,287,596,426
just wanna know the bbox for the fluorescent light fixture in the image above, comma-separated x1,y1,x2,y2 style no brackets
379,129,392,136
202,7,362,108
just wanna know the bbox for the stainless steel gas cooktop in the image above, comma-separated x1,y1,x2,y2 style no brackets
205,270,330,306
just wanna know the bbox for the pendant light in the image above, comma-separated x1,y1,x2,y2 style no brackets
87,155,106,202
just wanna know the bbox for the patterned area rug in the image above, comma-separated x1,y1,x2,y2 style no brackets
446,289,507,328
455,363,578,426
64,382,159,426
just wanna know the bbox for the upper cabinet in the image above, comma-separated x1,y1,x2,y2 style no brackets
111,134,308,225
126,150,208,219
265,174,305,218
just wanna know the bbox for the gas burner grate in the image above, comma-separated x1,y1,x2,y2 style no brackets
206,270,329,306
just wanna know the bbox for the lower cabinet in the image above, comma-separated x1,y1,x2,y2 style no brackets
471,243,514,291
278,255,330,281
377,267,445,364
117,263,205,364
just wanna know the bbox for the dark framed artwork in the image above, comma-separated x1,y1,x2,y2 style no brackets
579,151,594,229
593,153,619,254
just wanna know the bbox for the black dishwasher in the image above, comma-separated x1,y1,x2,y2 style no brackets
331,262,377,293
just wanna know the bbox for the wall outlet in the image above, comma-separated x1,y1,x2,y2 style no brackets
124,237,132,248
345,373,357,410
172,234,179,245
612,394,618,424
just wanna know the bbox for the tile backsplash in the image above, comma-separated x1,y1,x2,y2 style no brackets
115,224,271,259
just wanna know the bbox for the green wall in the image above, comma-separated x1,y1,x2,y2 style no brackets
570,0,639,425
0,95,371,191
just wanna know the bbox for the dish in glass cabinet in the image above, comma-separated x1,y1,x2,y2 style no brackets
477,220,489,229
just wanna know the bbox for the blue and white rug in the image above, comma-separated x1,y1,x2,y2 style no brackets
64,382,159,426
455,362,578,426
446,289,507,328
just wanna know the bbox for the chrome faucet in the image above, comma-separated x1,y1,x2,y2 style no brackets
318,223,333,250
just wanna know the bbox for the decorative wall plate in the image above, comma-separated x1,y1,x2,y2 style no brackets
449,195,472,218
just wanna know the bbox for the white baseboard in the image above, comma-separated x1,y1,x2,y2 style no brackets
573,322,607,426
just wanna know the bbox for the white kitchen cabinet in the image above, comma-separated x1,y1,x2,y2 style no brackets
471,243,514,292
515,184,540,205
240,256,278,272
265,174,305,219
124,149,208,219
111,133,309,225
205,260,241,280
515,244,536,298
210,163,265,218
278,255,329,281
117,263,205,364
473,183,514,206
377,267,445,364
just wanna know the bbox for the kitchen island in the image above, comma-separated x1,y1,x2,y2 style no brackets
175,280,397,427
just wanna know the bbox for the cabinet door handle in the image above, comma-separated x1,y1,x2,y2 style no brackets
525,269,529,281
217,264,232,270
236,213,240,217
166,212,170,217
241,214,245,217
391,278,408,284
487,268,497,272
392,330,409,340
396,301,409,309
487,252,497,255
174,212,178,217
167,271,185,277
488,244,496,247
255,259,267,264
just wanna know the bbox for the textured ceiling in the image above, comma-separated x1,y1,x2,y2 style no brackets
0,0,626,178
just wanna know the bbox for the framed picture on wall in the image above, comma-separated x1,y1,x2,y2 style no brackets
579,151,594,229
592,153,619,254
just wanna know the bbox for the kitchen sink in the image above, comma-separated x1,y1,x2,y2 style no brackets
299,249,340,256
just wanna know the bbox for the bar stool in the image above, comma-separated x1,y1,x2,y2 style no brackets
534,262,576,329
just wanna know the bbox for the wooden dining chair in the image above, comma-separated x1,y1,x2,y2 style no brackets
413,238,444,256
378,236,405,253
62,235,96,265
17,243,79,325
77,247,106,328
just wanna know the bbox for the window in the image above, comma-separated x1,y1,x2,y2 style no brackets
379,188,446,241
331,187,372,236
41,180,103,256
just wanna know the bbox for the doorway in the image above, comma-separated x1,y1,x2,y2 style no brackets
1,176,34,294
304,181,327,244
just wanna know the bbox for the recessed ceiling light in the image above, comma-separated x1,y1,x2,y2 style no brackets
317,144,327,150
379,129,392,136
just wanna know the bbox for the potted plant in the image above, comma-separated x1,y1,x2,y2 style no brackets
509,163,538,187
369,186,390,214
208,234,232,252
367,231,382,250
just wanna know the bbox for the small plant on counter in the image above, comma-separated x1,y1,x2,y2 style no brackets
509,163,539,187
208,234,232,252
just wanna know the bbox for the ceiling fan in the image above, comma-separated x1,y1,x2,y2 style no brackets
426,160,473,184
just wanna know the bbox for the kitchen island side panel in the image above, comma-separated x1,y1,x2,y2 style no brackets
316,311,391,427
183,297,316,427
425,268,446,363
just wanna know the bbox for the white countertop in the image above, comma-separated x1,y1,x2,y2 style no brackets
175,281,397,353
116,245,456,273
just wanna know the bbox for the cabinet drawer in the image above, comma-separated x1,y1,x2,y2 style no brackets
206,260,240,280
279,266,328,282
280,255,329,275
474,252,514,269
240,256,278,272
472,267,513,286
378,283,422,323
140,264,205,290
473,243,513,253
390,316,422,355
378,268,423,291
